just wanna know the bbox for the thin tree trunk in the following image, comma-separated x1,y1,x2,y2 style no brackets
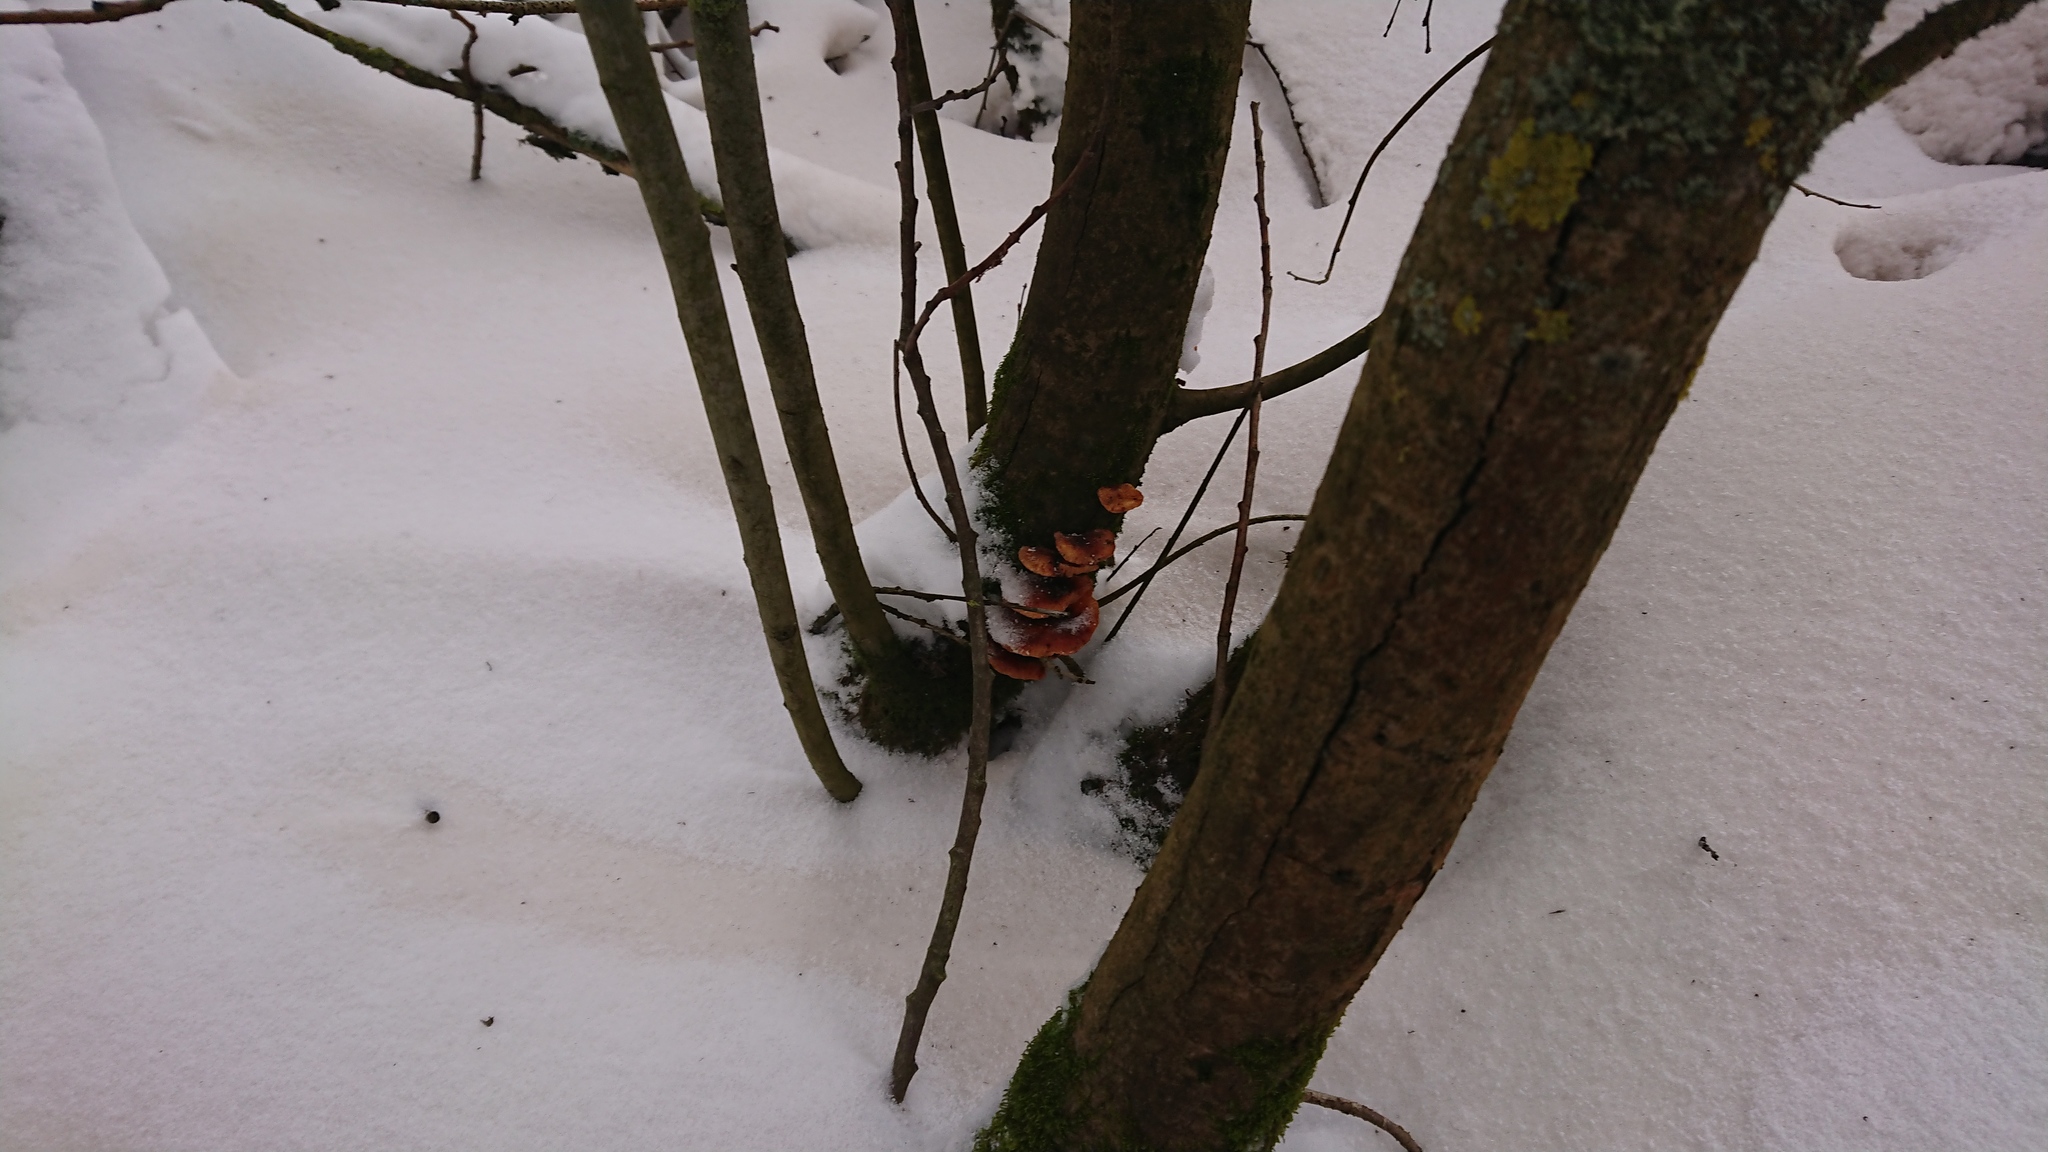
690,0,966,752
973,0,1252,549
977,2,1888,1147
578,0,860,802
890,0,989,432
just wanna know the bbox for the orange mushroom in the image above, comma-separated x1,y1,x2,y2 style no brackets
988,646,1047,681
997,596,1101,658
1054,529,1115,569
1007,573,1094,619
1018,545,1063,577
1098,484,1144,514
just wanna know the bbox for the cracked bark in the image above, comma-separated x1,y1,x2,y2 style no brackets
977,2,1888,1148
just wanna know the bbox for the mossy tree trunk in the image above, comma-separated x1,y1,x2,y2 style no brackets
978,1,1887,1147
972,0,1252,550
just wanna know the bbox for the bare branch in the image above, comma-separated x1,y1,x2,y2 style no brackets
0,0,179,24
1167,317,1376,430
1210,103,1274,731
322,0,683,15
885,0,998,1102
1291,36,1492,285
1247,40,1324,204
1301,1090,1424,1152
1842,0,2035,122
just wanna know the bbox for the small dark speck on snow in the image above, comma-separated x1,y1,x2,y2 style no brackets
425,810,441,824
1549,908,1565,914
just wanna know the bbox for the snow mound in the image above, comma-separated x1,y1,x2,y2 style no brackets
1834,169,2048,279
0,19,228,579
1885,2,2048,165
310,0,896,248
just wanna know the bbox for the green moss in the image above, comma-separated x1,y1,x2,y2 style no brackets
1211,1024,1337,1152
974,987,1092,1152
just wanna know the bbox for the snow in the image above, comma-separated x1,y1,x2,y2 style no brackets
1885,2,2048,165
2,2,2042,1150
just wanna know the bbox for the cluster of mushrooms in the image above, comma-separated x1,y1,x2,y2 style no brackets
985,483,1143,681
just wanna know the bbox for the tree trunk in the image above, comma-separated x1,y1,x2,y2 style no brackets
977,2,1886,1148
972,0,1252,550
691,0,968,755
578,0,861,802
891,0,989,432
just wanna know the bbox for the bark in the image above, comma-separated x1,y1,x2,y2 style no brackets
578,0,861,802
691,0,968,752
891,0,990,432
978,2,1887,1148
972,0,1253,550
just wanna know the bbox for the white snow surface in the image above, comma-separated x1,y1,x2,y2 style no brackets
1885,1,2048,165
2,2,2043,1150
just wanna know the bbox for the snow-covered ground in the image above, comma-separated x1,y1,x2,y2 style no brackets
2,2,2042,1149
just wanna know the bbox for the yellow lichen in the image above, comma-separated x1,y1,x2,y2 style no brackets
1744,117,1774,148
1452,295,1484,336
1479,119,1594,231
1527,309,1571,344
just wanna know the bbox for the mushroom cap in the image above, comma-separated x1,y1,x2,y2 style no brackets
1007,573,1095,619
1054,529,1116,567
1098,484,1144,514
988,646,1047,681
1017,545,1063,577
991,595,1101,658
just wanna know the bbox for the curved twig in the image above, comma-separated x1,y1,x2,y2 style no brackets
1291,36,1492,285
1167,317,1375,430
1302,1089,1423,1152
1096,515,1303,608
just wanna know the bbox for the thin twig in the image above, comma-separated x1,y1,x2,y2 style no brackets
450,10,485,181
880,602,967,644
1210,103,1273,733
894,344,957,544
648,21,773,50
1096,515,1304,608
0,0,177,24
886,0,998,1101
1791,182,1880,209
1106,526,1162,578
1247,40,1324,205
1291,36,1492,285
1099,406,1249,643
1302,1090,1424,1152
875,585,1077,619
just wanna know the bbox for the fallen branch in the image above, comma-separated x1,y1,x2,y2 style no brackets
328,0,683,15
0,0,178,24
237,0,635,175
1167,317,1376,430
1210,102,1274,731
1291,36,1492,285
1842,0,2036,122
1302,1090,1423,1152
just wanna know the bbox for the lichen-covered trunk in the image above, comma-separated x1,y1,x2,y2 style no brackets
977,2,1886,1148
972,0,1251,550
